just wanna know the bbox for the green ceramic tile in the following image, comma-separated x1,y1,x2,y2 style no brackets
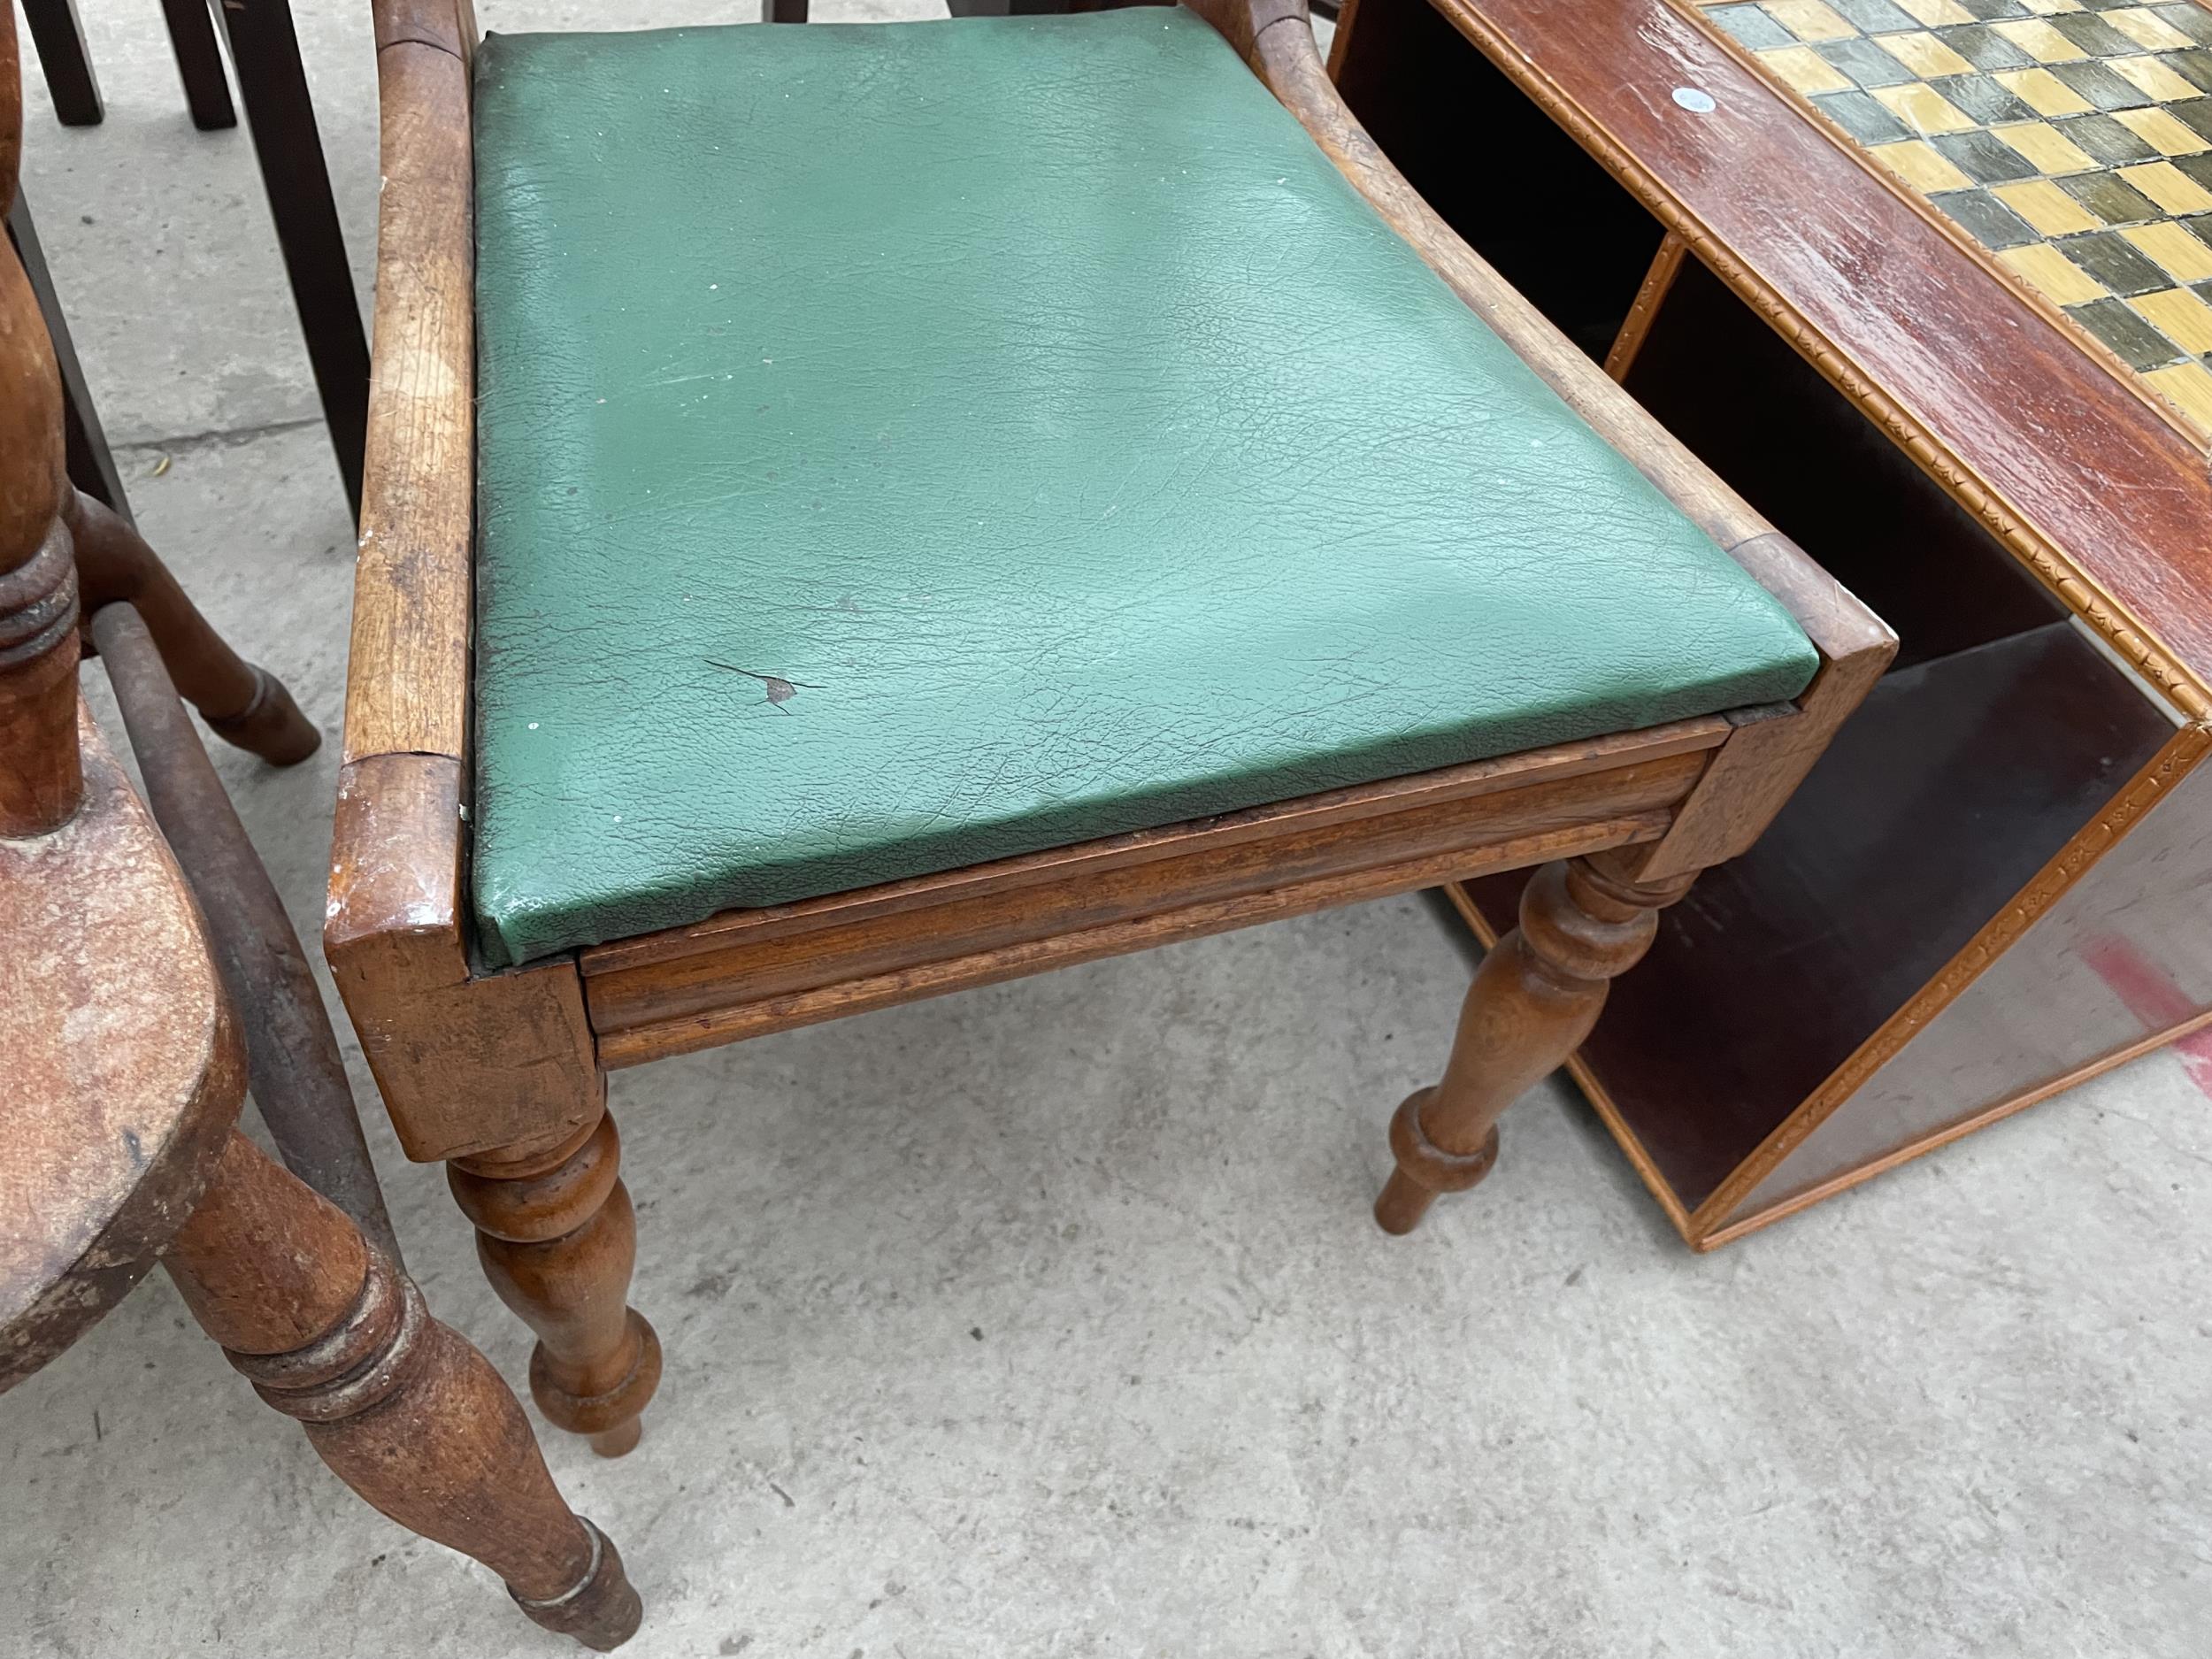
2156,5,2212,50
1932,127,2045,182
2059,228,2177,294
2067,296,2191,369
1827,0,1920,32
1935,23,2034,72
1939,73,2036,125
1818,35,1920,86
1939,185,2040,248
2170,98,2212,142
2061,167,2165,225
1958,0,2029,19
2165,48,2212,93
2048,12,2139,57
1709,4,1794,51
2056,111,2161,166
1811,87,1916,143
2050,59,2157,112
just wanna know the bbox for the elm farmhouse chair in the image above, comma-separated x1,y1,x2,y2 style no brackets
0,695,643,1653
0,49,646,1659
0,664,643,1654
332,0,1894,1461
0,19,639,1641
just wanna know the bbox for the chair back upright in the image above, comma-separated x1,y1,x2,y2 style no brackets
0,6,78,836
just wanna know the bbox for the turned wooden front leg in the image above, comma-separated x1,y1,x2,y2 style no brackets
162,1131,642,1650
449,1105,662,1457
1376,849,1694,1234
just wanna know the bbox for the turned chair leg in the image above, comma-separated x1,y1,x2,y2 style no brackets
66,489,319,766
161,1130,642,1651
1376,849,1694,1234
449,1104,663,1458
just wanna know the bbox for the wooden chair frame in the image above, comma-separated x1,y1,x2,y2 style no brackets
330,0,1894,1457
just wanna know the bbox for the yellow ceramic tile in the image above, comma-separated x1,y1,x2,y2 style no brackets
2145,361,2212,431
2016,0,2084,12
1872,81,1978,134
1882,31,1977,79
2119,160,2212,214
2104,7,2195,52
1892,0,1975,24
1765,0,1857,42
1992,18,2089,61
1991,177,2105,236
1994,67,2095,117
1760,45,1857,96
2122,220,2212,282
2131,287,2212,352
2110,55,2204,103
2114,104,2212,154
1869,138,1976,193
1997,241,2109,305
1993,121,2099,175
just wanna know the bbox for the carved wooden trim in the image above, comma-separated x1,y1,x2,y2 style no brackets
1603,230,1683,383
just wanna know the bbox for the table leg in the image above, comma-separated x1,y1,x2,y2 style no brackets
162,0,237,130
947,0,1075,15
19,0,101,126
207,0,367,518
5,190,132,522
1376,849,1695,1234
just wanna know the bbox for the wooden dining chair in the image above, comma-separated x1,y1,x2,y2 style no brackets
330,0,1893,1464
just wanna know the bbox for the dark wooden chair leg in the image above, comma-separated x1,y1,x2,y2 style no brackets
448,1104,663,1458
947,0,1071,14
92,600,403,1266
163,1130,643,1651
204,0,367,518
5,192,132,520
761,0,808,19
19,0,101,125
67,490,319,765
161,0,236,131
1376,848,1694,1234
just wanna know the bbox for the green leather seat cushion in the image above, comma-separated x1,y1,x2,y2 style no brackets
469,9,1817,968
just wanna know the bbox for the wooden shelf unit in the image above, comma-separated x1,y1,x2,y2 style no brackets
1332,0,2212,1247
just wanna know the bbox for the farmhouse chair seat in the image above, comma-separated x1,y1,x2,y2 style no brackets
466,11,1818,967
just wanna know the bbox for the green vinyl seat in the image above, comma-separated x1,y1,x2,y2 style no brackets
467,8,1818,970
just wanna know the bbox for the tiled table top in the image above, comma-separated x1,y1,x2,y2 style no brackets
1682,0,2212,439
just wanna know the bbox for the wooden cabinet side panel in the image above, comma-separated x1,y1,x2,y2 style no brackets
1719,740,2212,1228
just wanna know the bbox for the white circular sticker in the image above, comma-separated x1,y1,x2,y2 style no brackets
1672,86,1717,113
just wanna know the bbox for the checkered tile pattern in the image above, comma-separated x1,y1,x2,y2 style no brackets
1689,0,2212,435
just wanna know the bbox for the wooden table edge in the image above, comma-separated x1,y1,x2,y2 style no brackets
1369,0,2212,723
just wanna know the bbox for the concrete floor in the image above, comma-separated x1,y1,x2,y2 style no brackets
6,4,2211,1655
